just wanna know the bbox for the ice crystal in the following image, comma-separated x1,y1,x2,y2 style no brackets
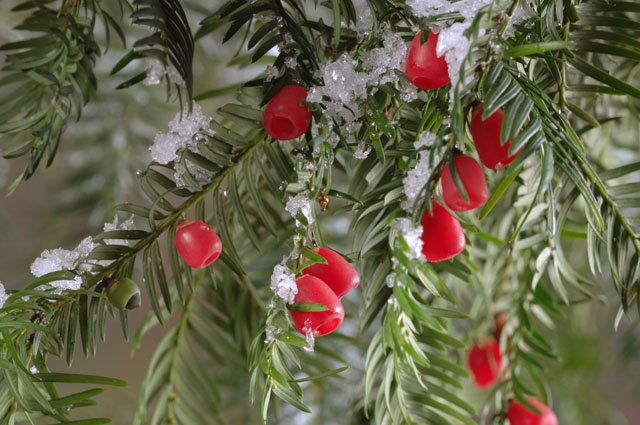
149,103,215,186
400,84,419,103
504,6,528,39
406,0,491,20
264,65,279,82
302,320,315,352
402,132,438,210
166,65,185,86
385,272,397,288
391,218,424,260
143,58,185,87
30,237,96,291
306,28,406,156
264,323,282,344
387,295,399,308
285,191,314,227
284,56,297,69
103,215,135,246
0,282,8,308
143,58,165,86
270,264,298,304
353,141,372,159
351,0,374,36
436,22,472,91
150,103,214,165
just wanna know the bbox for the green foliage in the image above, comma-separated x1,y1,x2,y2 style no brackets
0,0,106,194
1,0,640,424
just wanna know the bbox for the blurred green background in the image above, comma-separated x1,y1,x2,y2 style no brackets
1,1,640,424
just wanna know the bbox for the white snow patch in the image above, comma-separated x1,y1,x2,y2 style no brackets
143,58,185,87
504,6,528,39
402,132,439,210
103,215,135,246
351,0,374,36
270,264,298,304
150,103,213,164
391,218,424,260
385,272,397,288
0,282,8,308
149,103,215,187
302,319,315,352
30,237,96,291
353,141,372,159
264,65,279,82
285,191,314,227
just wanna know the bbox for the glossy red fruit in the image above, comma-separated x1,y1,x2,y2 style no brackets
301,248,360,298
174,220,222,268
405,31,450,90
262,84,311,141
420,202,465,262
467,338,502,388
507,398,558,425
441,155,488,211
290,275,344,337
470,105,523,169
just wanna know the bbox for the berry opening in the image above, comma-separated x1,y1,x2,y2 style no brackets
271,116,296,139
314,317,342,335
205,251,220,265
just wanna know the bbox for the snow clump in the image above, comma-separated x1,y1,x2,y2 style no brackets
285,191,314,227
143,58,185,87
0,282,8,308
401,132,439,211
270,264,298,304
102,215,136,246
30,237,97,291
391,218,424,260
149,102,215,187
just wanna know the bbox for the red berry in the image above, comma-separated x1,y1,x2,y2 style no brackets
441,155,488,211
262,84,311,141
420,201,465,262
290,275,344,337
470,105,523,169
301,248,360,298
507,398,558,425
405,31,450,90
467,338,502,388
174,220,222,268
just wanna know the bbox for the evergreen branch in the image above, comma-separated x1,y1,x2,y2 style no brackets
0,1,101,194
112,0,194,105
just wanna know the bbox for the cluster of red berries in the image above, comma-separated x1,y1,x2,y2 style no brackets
406,30,523,262
290,248,360,337
467,314,557,424
174,220,223,268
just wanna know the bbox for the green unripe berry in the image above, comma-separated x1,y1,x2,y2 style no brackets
105,277,141,310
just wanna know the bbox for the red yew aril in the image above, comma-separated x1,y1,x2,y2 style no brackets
262,84,311,141
507,398,558,425
301,248,360,298
420,201,466,262
174,220,223,268
290,275,344,337
467,338,502,388
470,105,523,169
405,31,450,90
441,155,488,211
